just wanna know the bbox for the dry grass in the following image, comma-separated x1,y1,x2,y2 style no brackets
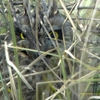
0,0,100,100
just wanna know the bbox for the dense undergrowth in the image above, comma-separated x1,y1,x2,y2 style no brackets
0,0,100,100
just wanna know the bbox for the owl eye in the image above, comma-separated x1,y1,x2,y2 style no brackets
20,32,25,39
50,31,58,39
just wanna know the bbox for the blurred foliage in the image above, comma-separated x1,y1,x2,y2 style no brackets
0,0,100,100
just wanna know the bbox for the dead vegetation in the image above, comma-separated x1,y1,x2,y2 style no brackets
0,0,100,100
